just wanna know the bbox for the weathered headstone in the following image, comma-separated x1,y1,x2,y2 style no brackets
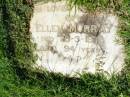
30,1,124,76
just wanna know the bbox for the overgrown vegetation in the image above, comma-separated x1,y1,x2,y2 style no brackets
0,0,36,79
68,0,128,12
0,0,129,97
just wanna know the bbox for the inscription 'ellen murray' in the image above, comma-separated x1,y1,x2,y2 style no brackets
36,24,102,33
30,1,124,76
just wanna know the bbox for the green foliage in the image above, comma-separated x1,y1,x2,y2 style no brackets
67,0,126,12
0,0,129,97
0,57,129,97
117,0,130,90
0,0,36,78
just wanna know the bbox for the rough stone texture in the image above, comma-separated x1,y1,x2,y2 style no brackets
30,1,124,76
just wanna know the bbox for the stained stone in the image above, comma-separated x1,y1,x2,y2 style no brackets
30,1,124,77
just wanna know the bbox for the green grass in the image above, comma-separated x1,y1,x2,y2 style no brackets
0,0,130,97
0,45,129,97
0,55,129,97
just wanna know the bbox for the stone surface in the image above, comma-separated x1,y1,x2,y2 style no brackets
30,1,124,76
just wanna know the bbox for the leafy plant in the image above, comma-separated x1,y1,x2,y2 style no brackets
0,0,129,97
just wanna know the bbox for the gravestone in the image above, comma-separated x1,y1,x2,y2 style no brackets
30,1,124,76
